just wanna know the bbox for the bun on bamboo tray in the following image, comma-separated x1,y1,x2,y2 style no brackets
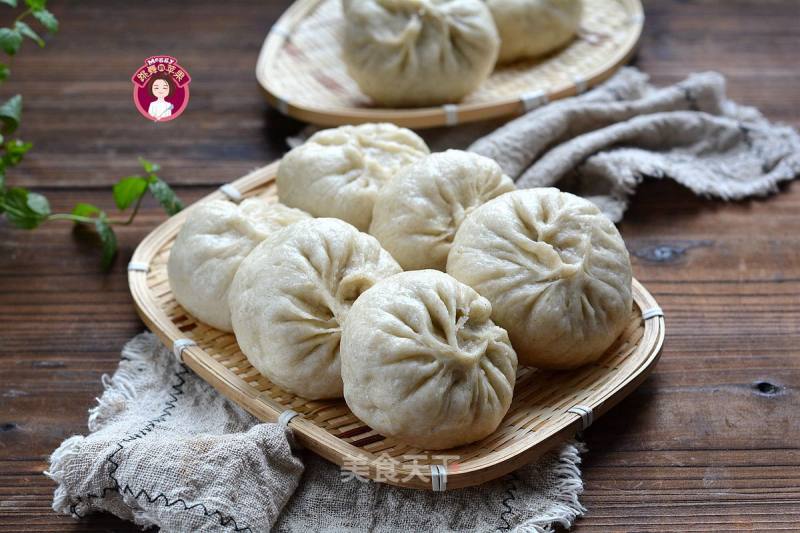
255,0,644,128
130,123,664,491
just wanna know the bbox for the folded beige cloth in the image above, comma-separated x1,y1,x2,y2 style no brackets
48,333,587,532
469,68,800,221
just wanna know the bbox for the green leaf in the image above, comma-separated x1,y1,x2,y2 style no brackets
0,187,48,228
3,138,32,166
0,170,5,191
14,21,43,47
0,63,9,81
112,176,148,211
0,94,22,134
26,190,49,215
0,0,18,8
24,0,45,9
148,178,182,216
0,27,22,55
31,8,57,33
138,157,160,175
94,214,117,270
71,202,100,219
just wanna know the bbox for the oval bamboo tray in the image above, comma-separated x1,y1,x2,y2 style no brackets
129,163,665,491
255,0,644,129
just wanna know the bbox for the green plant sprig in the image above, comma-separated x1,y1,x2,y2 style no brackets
1,158,183,269
0,1,183,269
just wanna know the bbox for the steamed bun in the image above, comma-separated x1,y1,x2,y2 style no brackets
341,270,517,449
341,0,500,106
229,218,402,400
167,198,309,331
447,188,632,369
487,0,582,63
277,123,429,231
370,150,515,271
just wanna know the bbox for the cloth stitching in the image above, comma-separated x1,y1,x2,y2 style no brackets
66,367,252,532
498,471,520,531
51,332,589,532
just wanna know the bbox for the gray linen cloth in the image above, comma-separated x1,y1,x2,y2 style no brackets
468,67,800,221
47,333,587,532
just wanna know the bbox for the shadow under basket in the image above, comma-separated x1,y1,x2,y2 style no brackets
129,163,665,491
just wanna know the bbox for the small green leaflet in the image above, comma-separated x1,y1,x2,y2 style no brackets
71,202,101,218
31,8,57,33
148,178,183,216
138,156,160,174
24,0,45,9
94,214,117,270
3,139,32,166
0,0,18,8
0,64,9,81
0,187,49,228
0,27,22,55
112,176,148,211
14,21,43,47
0,95,22,134
26,190,48,214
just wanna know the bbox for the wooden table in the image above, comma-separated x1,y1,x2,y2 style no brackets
1,0,798,530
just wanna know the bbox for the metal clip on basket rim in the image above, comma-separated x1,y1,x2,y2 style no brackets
430,464,447,492
573,76,588,95
443,104,459,126
567,404,594,431
172,338,197,363
271,25,291,40
273,95,289,115
642,307,664,320
127,261,150,273
520,89,549,113
219,183,243,202
278,409,299,428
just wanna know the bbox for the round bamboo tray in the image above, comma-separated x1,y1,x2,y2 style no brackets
129,163,665,491
255,0,644,129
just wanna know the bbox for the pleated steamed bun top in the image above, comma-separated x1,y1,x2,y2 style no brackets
167,198,310,332
447,188,633,369
277,123,429,231
341,270,517,449
228,217,402,400
341,0,500,106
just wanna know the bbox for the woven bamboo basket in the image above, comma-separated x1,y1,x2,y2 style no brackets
129,163,665,491
255,0,644,129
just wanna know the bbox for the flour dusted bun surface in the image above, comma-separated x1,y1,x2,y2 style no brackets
341,0,500,106
167,198,310,332
228,218,402,400
447,188,632,369
277,123,429,231
370,150,515,271
341,270,517,449
487,0,582,63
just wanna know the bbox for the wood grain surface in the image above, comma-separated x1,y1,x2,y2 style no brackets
1,0,799,531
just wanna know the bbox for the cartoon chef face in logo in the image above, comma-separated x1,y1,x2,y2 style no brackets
132,56,191,122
